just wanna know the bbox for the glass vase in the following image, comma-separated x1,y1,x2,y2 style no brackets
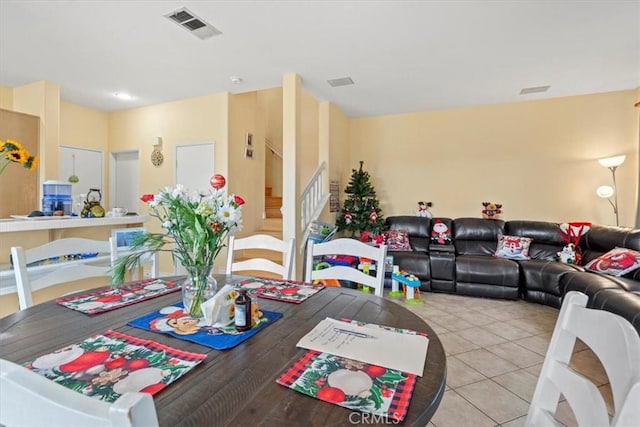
181,264,218,318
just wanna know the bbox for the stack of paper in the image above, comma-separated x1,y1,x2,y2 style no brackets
296,317,429,376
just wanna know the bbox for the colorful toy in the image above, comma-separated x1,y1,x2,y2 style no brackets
558,221,590,264
482,202,502,219
312,262,341,287
391,268,422,304
416,201,433,218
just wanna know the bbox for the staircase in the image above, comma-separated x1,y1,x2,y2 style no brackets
265,187,282,220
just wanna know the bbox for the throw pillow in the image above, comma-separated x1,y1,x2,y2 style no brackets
383,230,411,251
494,234,533,260
430,219,452,244
584,247,640,277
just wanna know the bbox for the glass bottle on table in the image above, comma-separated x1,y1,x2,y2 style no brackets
234,289,252,332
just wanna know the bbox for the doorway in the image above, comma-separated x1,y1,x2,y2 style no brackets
109,150,139,214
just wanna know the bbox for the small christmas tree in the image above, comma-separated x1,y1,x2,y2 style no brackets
336,161,386,237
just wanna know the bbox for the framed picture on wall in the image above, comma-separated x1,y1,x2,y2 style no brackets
246,132,253,147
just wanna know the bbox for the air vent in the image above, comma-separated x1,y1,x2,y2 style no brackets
165,7,222,40
520,85,550,95
328,77,355,87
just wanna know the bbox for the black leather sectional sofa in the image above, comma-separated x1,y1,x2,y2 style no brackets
385,216,640,334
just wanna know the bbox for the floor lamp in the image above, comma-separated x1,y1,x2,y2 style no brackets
597,155,625,226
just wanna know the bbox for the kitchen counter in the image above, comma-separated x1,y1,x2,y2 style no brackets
0,215,149,233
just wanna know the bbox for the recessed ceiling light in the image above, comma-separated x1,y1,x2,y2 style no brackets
520,85,550,95
230,76,243,84
114,92,133,101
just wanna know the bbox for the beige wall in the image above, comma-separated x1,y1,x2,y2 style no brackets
350,90,638,227
299,89,319,189
228,91,264,236
108,93,230,273
257,87,283,197
0,84,13,109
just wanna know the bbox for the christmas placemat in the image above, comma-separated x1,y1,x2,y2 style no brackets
237,277,325,303
24,330,206,403
276,319,427,422
57,278,180,314
127,303,283,350
276,350,417,422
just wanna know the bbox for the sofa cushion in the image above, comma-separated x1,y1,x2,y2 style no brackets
580,225,640,264
383,229,411,251
520,260,581,307
505,220,566,260
561,271,624,300
495,234,532,260
455,255,519,287
584,247,640,277
453,218,505,256
590,289,640,335
385,216,431,252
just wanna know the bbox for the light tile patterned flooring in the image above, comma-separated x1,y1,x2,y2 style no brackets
384,291,613,427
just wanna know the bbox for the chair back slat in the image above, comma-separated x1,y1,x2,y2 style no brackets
305,238,387,297
525,291,640,427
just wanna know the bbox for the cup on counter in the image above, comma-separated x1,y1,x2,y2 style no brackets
108,207,128,217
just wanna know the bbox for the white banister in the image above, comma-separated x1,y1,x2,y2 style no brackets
299,161,330,249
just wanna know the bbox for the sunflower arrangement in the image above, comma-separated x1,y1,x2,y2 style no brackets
0,139,38,175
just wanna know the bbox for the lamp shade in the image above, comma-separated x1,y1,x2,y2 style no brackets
598,155,626,168
596,185,615,198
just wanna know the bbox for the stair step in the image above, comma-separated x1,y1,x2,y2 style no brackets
261,218,283,232
265,207,282,219
265,196,282,208
265,187,272,197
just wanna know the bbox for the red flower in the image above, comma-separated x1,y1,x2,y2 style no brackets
210,221,222,233
233,195,245,206
140,193,155,203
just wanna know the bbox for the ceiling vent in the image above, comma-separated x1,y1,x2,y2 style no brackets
328,77,355,87
165,7,222,40
520,85,550,95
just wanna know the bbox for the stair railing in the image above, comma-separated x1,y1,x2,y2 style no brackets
299,161,330,249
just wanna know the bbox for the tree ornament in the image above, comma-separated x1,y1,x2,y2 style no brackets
210,174,226,189
369,208,377,223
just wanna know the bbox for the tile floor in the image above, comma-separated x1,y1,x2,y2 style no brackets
384,291,613,427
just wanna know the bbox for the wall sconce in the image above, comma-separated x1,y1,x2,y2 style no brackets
596,155,625,226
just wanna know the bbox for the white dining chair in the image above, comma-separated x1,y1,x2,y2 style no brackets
10,237,113,310
0,358,158,427
525,291,640,427
226,234,295,280
109,236,159,281
305,238,388,297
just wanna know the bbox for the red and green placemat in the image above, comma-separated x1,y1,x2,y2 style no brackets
276,350,417,422
276,319,427,422
24,330,206,403
127,303,283,350
57,278,180,314
237,277,324,303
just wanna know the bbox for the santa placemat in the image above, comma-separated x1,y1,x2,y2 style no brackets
24,330,206,402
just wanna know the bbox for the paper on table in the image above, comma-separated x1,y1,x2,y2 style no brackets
296,318,429,376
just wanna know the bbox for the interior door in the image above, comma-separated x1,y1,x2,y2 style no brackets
110,150,139,213
176,143,215,192
175,142,215,274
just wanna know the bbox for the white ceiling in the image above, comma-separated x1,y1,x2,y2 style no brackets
1,0,638,117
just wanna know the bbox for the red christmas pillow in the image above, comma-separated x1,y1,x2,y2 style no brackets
383,230,411,251
584,248,640,277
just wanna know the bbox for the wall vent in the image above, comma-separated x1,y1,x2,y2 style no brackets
520,85,550,95
165,7,222,40
328,77,355,87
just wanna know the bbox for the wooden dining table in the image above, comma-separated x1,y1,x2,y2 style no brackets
0,275,446,426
